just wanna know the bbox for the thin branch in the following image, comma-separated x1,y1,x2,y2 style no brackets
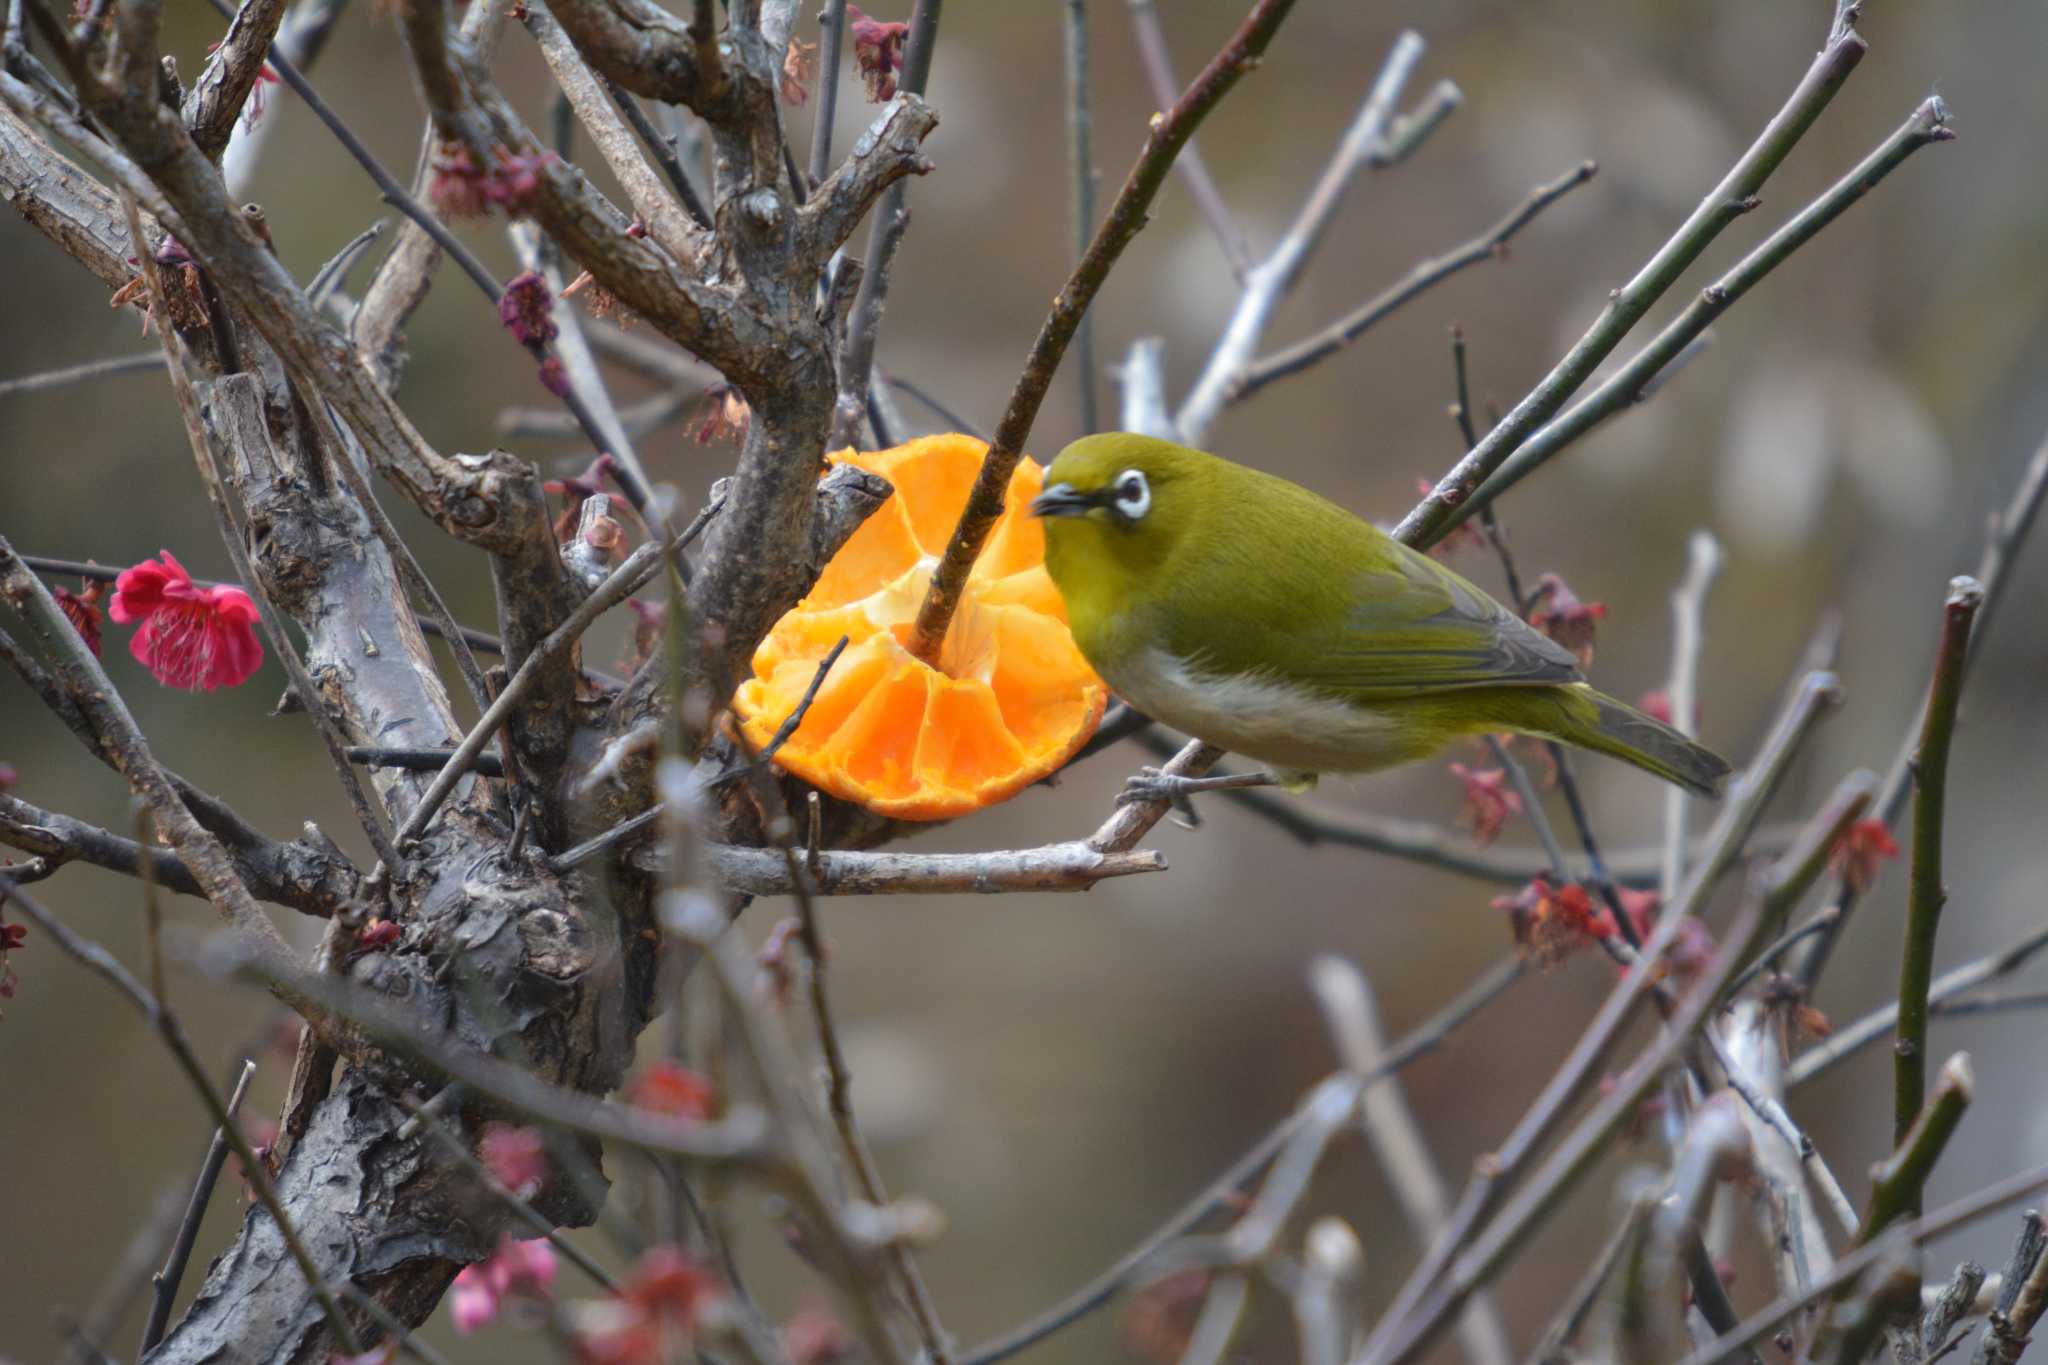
306,220,387,305
0,881,363,1354
758,633,849,765
0,790,360,917
405,1102,619,1290
1367,894,1771,1365
606,78,712,227
395,536,667,845
1352,670,1841,1365
806,0,847,188
1312,958,1513,1365
903,0,1304,664
1865,1054,1975,1244
1065,0,1098,433
1522,1193,1653,1365
1662,531,1723,900
1896,577,1983,1149
0,539,308,1000
527,0,705,259
637,836,1167,895
959,954,1526,1365
347,746,506,777
1395,24,1869,548
828,0,942,435
1797,430,2048,986
139,1059,258,1354
1789,922,2048,1089
1972,1212,2048,1365
1233,160,1596,404
1123,0,1250,279
0,350,162,396
1442,95,1955,539
1175,28,1428,444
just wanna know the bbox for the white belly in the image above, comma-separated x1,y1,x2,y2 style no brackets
1104,647,1411,774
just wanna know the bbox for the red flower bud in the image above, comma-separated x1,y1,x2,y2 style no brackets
845,5,908,101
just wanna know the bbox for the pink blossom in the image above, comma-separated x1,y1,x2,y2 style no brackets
109,552,264,690
450,1235,558,1335
479,1123,548,1196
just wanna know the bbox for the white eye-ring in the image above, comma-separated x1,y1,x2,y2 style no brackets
1112,468,1151,521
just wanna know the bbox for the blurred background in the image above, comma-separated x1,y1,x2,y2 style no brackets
5,0,2048,1360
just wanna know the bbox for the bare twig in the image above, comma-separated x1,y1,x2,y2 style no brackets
1662,531,1723,900
629,835,1167,895
1866,1053,1976,1245
1234,161,1596,404
904,0,1303,663
1797,432,2048,985
1368,887,1771,1365
605,79,713,227
1443,95,1956,538
0,350,162,396
397,498,719,843
1352,670,1841,1365
1124,728,1778,887
0,882,362,1354
0,791,360,917
139,1059,258,1354
1065,0,1099,433
959,954,1525,1365
1175,29,1426,444
1790,923,2048,1088
1312,958,1512,1365
1972,1212,2048,1365
1896,578,1984,1148
758,633,849,765
405,1103,618,1290
829,0,942,436
1523,1194,1653,1365
1123,0,1251,279
527,0,704,260
1395,25,1868,548
806,0,848,188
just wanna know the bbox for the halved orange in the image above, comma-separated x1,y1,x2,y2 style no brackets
731,434,1108,820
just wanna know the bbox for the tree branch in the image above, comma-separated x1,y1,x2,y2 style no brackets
0,791,360,916
903,0,1304,664
1232,160,1596,404
182,0,290,160
1895,578,1983,1147
1395,23,1868,549
1443,95,1955,537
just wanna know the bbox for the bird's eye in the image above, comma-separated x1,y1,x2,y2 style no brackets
1112,469,1151,521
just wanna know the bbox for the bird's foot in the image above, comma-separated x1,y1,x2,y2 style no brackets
1114,767,1282,809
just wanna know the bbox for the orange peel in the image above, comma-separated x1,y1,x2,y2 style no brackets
731,434,1108,820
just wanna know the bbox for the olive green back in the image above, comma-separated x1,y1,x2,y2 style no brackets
1040,435,1583,702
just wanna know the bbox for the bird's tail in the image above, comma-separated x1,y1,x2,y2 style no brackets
1556,687,1732,797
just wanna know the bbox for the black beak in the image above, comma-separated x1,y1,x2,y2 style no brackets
1029,483,1094,518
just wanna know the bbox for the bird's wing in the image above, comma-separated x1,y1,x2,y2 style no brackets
1167,500,1583,700
1309,545,1585,696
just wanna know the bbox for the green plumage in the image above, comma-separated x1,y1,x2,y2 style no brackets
1033,434,1731,797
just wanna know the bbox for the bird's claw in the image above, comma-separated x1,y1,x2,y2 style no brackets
1115,767,1204,827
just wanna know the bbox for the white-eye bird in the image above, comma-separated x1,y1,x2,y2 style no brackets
1029,433,1731,803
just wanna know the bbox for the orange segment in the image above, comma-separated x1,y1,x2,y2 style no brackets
731,433,1107,820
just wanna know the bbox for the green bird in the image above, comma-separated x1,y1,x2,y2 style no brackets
1030,433,1732,803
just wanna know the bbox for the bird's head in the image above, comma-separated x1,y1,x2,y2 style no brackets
1031,434,1214,590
